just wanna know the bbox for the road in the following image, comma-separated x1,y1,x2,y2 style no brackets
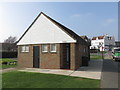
101,52,119,89
104,51,113,59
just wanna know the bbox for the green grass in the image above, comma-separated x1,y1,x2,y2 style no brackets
2,71,100,88
90,55,102,60
2,64,16,69
0,58,17,69
0,58,16,62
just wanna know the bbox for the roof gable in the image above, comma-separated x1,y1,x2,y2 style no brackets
92,36,105,40
80,36,88,40
43,13,85,44
17,12,77,45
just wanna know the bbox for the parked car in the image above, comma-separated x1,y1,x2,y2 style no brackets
112,47,120,61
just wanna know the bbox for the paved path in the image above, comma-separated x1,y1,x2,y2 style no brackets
70,59,103,79
18,60,103,80
0,68,17,73
101,59,119,88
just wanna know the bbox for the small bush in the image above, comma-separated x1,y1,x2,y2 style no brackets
2,61,17,65
2,61,8,65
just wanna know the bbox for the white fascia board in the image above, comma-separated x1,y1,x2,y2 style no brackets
17,40,76,45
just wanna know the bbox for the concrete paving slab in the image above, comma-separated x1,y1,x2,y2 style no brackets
70,71,101,79
1,68,17,73
70,60,103,79
18,60,103,80
19,68,73,76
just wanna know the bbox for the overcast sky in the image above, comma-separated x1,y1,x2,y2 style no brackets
0,2,118,42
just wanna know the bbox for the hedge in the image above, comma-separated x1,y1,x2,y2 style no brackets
0,52,17,58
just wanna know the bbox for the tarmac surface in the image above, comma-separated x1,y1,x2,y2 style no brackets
101,52,119,89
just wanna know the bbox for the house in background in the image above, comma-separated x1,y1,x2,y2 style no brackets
90,34,115,51
17,12,89,70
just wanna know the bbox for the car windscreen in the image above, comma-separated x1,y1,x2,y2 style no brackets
114,49,120,52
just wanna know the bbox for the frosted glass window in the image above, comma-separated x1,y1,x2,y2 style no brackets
42,45,48,52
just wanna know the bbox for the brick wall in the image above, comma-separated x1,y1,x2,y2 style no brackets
70,43,76,70
70,43,89,70
18,45,33,68
40,44,61,69
75,43,82,69
18,43,89,70
18,44,61,69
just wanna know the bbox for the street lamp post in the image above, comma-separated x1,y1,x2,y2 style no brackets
102,46,104,60
99,42,104,60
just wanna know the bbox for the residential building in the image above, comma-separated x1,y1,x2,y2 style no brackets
90,34,115,51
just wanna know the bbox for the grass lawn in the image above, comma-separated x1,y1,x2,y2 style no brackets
0,58,17,69
2,71,100,88
90,55,102,60
2,64,16,69
0,58,17,62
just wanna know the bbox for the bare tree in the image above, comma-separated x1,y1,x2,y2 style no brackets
3,36,17,52
4,36,17,43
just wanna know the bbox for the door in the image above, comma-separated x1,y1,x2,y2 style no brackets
66,44,70,69
33,46,40,68
62,43,70,69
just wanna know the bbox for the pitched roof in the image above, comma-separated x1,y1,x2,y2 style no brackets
42,12,86,44
92,37,97,40
17,12,86,44
17,12,42,43
80,36,88,40
92,36,104,40
98,36,104,39
80,35,91,46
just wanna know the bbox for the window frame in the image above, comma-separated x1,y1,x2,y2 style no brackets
50,44,57,53
84,48,86,53
42,44,48,53
21,46,29,52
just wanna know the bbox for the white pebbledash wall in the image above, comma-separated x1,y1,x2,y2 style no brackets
17,14,76,45
90,35,115,51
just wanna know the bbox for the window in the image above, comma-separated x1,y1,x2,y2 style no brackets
84,47,87,53
107,37,112,40
84,48,85,53
50,44,56,52
26,46,29,52
42,45,48,52
110,37,112,40
21,46,29,52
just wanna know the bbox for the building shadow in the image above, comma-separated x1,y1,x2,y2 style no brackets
76,59,103,72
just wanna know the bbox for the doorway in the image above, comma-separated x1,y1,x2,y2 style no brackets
66,44,70,69
62,43,70,69
33,46,40,68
